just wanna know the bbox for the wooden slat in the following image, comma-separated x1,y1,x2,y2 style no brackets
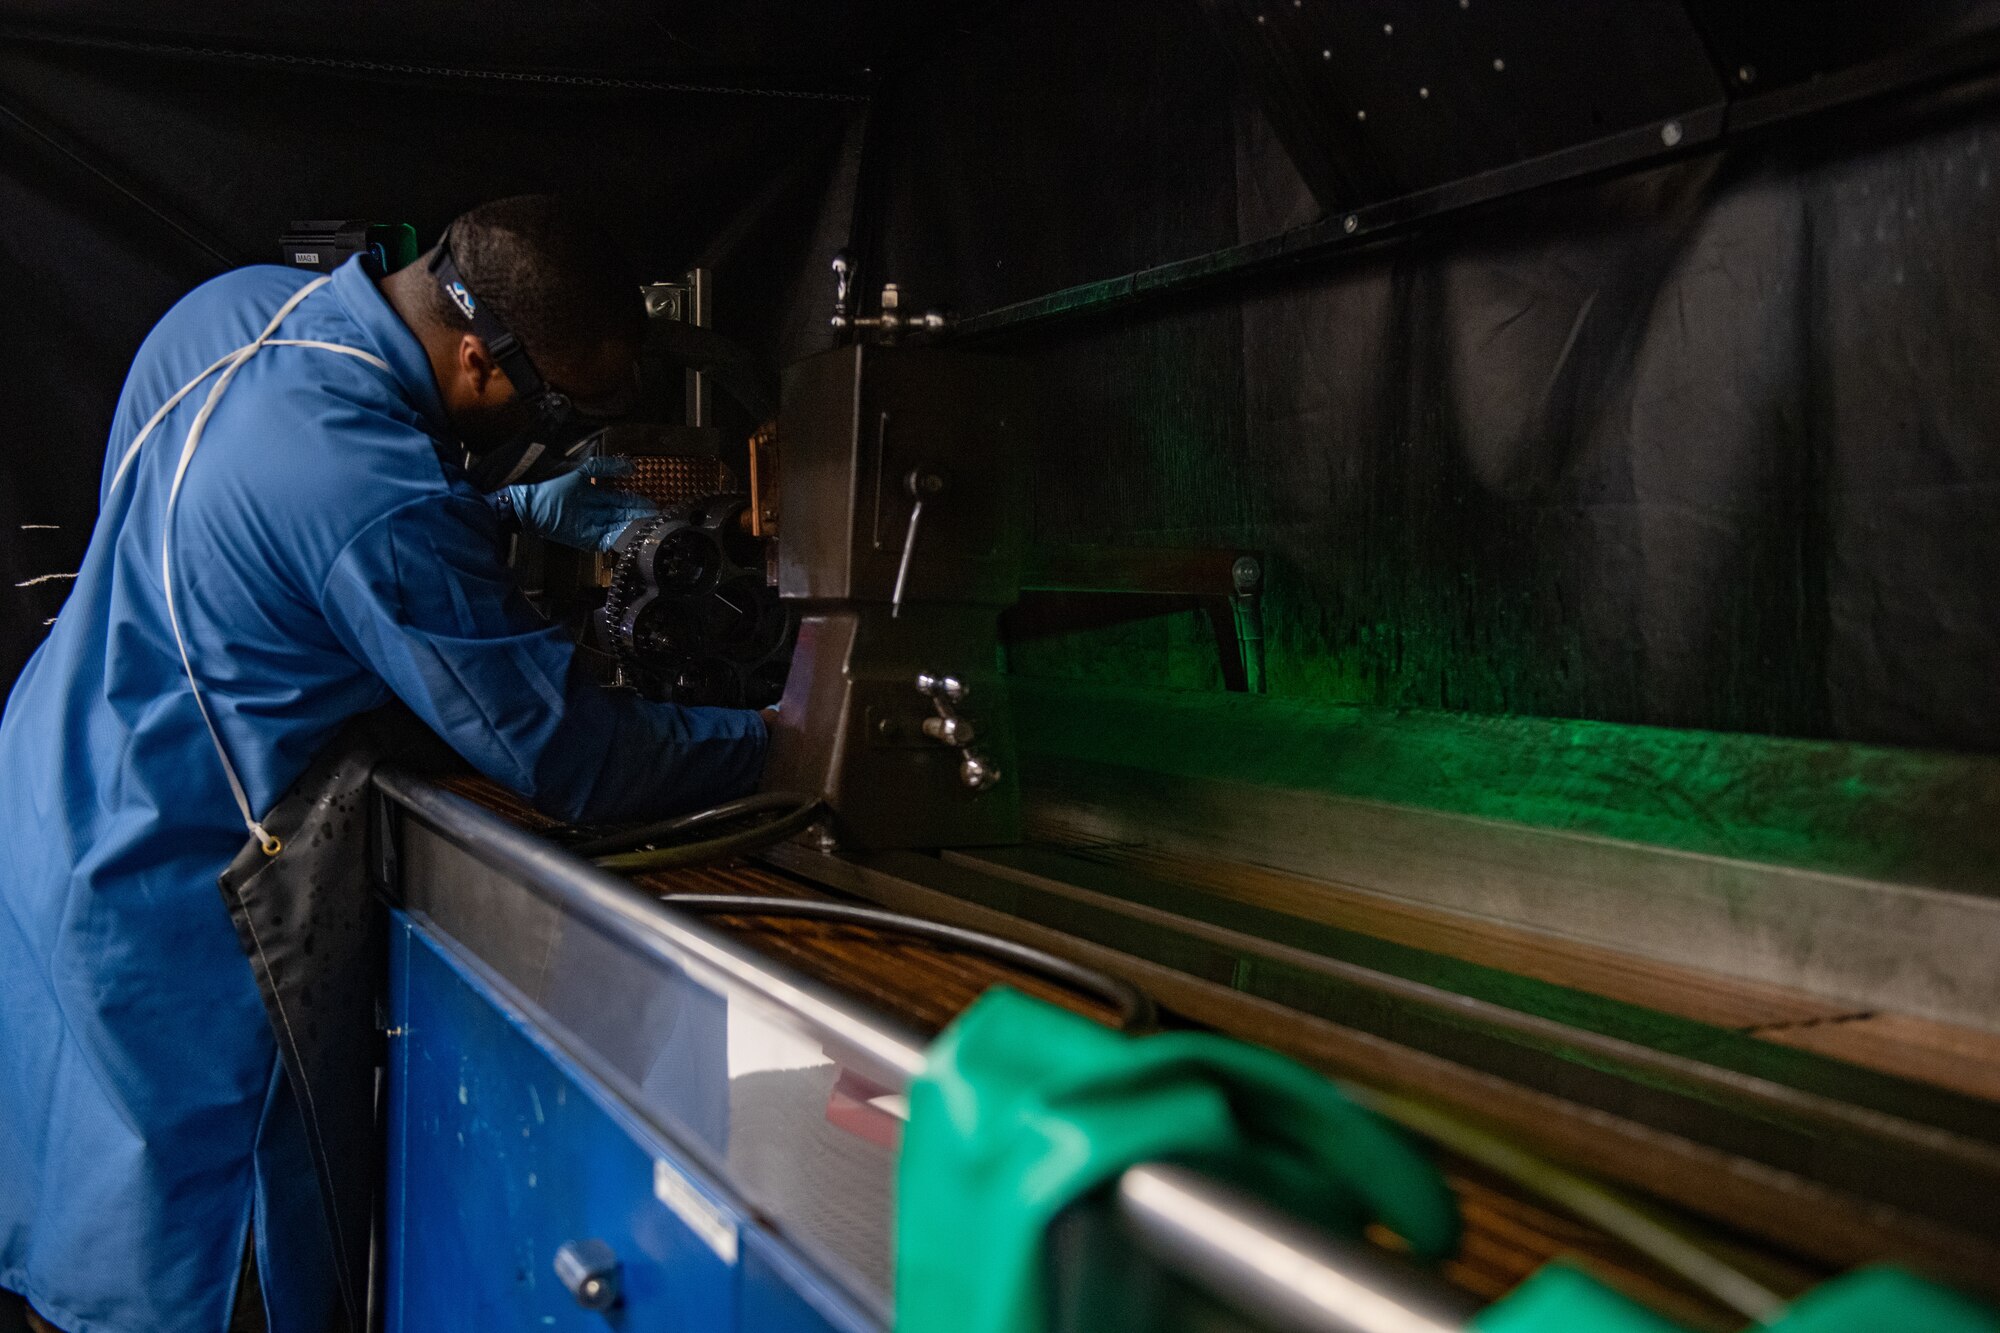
1028,819,1838,1028
1754,1011,2000,1104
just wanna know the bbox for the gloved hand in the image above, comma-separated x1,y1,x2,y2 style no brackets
499,457,657,552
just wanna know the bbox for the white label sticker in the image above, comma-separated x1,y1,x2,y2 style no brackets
653,1157,739,1266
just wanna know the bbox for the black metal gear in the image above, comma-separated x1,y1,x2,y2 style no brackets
595,494,795,708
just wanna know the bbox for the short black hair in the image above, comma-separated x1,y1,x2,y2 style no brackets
428,195,645,380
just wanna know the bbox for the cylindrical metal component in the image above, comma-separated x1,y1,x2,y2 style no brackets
1117,1165,1478,1333
553,1238,622,1312
891,496,924,616
923,714,974,746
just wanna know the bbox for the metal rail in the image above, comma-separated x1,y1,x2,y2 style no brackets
373,770,1476,1333
376,770,929,1088
941,31,2000,343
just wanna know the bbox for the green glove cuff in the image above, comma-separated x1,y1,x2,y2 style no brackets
1475,1262,2000,1333
895,986,1460,1333
1765,1268,2000,1333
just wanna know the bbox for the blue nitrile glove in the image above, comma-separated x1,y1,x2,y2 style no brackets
500,457,657,552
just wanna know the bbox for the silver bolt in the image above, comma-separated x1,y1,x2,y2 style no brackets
1356,109,1366,120
1255,12,1265,22
1383,22,1393,34
1661,120,1684,147
1343,214,1359,234
960,752,1002,791
1419,87,1430,99
1493,57,1505,71
1738,64,1756,84
1322,47,1332,59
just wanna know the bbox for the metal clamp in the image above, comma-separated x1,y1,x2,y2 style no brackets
553,1238,621,1312
916,673,1002,791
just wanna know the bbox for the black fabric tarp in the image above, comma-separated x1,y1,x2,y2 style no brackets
5,1,1998,753
863,0,2000,753
0,32,859,689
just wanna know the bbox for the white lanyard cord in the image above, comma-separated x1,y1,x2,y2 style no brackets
135,277,392,855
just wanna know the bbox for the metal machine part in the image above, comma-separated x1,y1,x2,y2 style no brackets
830,253,948,342
373,771,1498,1333
915,672,1002,792
552,1238,623,1311
595,495,795,708
762,342,1027,850
1010,545,1270,694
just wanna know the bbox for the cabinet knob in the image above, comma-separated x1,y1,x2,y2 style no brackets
554,1238,621,1312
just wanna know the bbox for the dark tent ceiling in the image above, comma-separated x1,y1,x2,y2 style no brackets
0,2,997,91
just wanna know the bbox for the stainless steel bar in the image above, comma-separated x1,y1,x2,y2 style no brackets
1118,1165,1478,1333
374,769,930,1086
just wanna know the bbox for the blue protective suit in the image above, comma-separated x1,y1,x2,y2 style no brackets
0,256,768,1333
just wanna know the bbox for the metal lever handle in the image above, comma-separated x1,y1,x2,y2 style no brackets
891,469,943,617
554,1239,621,1312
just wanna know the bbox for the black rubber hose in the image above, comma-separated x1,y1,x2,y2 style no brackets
569,791,821,858
657,894,1159,1033
591,798,825,872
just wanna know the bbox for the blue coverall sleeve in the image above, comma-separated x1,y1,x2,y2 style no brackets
317,492,768,824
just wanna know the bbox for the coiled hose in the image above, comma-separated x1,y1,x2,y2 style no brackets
658,894,1158,1033
573,791,825,872
568,794,1156,1029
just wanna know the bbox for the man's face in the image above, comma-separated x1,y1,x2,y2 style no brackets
440,333,641,455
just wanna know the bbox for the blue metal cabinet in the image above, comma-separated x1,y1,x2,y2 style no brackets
384,915,852,1333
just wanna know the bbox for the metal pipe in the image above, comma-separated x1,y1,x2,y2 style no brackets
1117,1165,1478,1333
1355,1090,1785,1322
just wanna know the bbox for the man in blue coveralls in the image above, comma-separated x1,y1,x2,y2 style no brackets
0,196,770,1332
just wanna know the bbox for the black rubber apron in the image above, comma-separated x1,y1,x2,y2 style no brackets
216,708,456,1331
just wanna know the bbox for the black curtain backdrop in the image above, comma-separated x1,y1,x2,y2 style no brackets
7,3,1999,754
867,0,2000,754
0,32,859,689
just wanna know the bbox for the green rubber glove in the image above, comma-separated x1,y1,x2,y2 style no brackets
895,987,1460,1333
1475,1263,2000,1333
1764,1268,2000,1333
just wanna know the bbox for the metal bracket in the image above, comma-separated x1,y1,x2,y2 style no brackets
1008,546,1268,693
